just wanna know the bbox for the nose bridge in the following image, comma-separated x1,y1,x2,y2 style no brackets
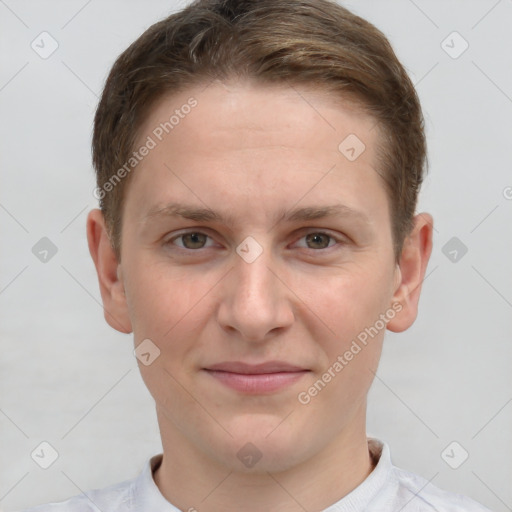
233,236,278,309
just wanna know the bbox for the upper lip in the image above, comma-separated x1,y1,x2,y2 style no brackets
204,361,308,374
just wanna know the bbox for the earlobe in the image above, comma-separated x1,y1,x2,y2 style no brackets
386,213,434,333
86,209,133,334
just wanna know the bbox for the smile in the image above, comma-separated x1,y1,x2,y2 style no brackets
204,370,310,393
202,361,310,393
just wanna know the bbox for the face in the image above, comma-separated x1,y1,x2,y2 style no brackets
89,80,430,473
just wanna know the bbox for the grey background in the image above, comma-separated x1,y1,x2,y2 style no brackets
1,0,511,510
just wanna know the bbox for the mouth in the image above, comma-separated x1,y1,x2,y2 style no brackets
202,361,310,394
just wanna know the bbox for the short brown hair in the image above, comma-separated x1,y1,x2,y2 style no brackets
92,0,428,263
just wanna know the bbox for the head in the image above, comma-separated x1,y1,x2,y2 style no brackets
87,0,433,474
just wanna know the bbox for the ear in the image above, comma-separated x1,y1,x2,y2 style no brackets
386,213,434,333
86,208,133,334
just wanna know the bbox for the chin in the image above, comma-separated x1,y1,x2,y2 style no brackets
214,417,310,473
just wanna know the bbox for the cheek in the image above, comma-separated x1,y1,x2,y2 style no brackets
306,263,392,344
125,256,206,334
128,269,205,403
302,263,390,405
126,262,221,389
300,270,387,407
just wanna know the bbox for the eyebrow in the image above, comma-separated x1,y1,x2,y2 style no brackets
143,201,371,227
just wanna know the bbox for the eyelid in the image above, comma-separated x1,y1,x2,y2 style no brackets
165,228,220,249
164,227,347,251
291,228,347,250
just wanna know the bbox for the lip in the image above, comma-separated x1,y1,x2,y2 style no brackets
203,361,310,394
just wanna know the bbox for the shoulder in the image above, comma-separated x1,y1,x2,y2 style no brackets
16,454,166,512
16,475,134,512
391,466,493,512
17,496,98,512
364,439,492,512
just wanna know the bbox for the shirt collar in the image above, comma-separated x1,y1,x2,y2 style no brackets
129,452,180,510
323,438,392,511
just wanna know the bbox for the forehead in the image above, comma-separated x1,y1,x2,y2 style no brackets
124,80,388,228
141,80,378,155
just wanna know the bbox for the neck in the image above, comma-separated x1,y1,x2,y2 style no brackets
153,405,375,512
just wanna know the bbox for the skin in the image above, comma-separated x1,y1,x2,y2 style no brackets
87,79,433,512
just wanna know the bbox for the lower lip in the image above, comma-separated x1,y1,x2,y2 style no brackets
204,370,309,393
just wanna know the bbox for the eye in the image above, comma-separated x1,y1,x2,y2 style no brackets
293,231,342,251
165,230,344,252
166,231,215,250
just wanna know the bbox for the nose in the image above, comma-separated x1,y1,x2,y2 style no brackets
216,240,295,343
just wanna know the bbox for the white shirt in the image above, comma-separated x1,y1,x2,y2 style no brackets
19,438,492,512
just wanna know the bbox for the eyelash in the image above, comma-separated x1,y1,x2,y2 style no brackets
164,229,346,253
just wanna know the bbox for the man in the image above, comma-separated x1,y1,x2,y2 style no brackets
23,0,491,510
